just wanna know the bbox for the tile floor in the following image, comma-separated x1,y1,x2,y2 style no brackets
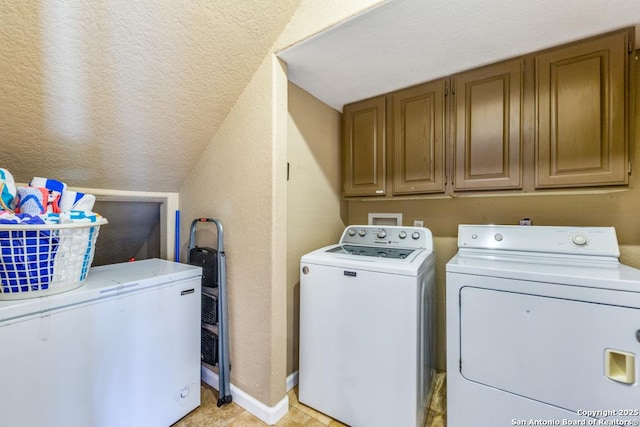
172,371,446,427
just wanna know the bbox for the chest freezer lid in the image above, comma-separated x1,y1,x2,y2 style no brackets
0,259,201,323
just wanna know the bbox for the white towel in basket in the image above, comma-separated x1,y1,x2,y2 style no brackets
29,177,67,196
59,191,96,212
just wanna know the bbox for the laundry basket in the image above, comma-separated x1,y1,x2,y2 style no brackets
0,218,108,300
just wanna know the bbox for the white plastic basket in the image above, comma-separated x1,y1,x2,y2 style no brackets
0,218,108,300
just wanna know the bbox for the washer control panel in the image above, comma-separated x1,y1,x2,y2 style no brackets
340,225,433,250
458,224,620,258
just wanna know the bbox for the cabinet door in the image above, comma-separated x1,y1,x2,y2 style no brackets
452,59,523,191
390,80,446,194
343,96,386,196
535,30,630,188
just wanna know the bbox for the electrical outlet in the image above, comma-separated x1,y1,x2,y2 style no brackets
413,220,423,227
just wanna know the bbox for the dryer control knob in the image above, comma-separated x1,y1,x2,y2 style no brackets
348,229,356,236
358,229,367,237
399,231,407,239
377,229,387,239
572,234,588,246
494,233,503,242
411,231,420,240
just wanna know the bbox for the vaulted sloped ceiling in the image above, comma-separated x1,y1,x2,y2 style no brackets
0,0,301,191
279,0,640,112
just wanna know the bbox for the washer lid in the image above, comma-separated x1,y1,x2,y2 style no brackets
327,244,415,259
302,244,434,276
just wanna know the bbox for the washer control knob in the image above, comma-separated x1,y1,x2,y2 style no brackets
376,229,387,239
358,229,367,237
572,234,588,246
377,251,387,257
494,233,503,242
348,229,356,236
411,231,420,240
399,231,407,239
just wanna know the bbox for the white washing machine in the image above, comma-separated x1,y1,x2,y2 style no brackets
299,225,436,427
446,224,640,427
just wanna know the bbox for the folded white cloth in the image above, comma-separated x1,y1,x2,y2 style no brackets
58,191,76,212
59,191,95,212
72,193,95,212
29,177,66,195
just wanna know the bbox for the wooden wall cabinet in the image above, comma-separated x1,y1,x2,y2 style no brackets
343,96,386,197
342,28,633,198
452,59,523,191
535,30,630,188
390,80,446,195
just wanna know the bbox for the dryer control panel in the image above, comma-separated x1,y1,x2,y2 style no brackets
340,225,433,251
457,224,620,258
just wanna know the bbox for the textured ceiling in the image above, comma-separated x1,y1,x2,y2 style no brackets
279,0,640,111
0,0,301,191
3,0,639,192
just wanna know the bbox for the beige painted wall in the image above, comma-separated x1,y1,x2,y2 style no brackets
0,0,300,192
180,55,283,406
286,82,347,375
347,56,640,372
180,0,381,408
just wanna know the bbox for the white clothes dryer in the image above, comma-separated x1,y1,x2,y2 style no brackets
446,224,640,427
299,225,436,427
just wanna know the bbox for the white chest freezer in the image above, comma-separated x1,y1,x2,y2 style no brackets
0,258,202,427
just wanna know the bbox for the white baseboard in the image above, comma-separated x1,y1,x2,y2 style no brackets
286,370,298,392
201,365,289,425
